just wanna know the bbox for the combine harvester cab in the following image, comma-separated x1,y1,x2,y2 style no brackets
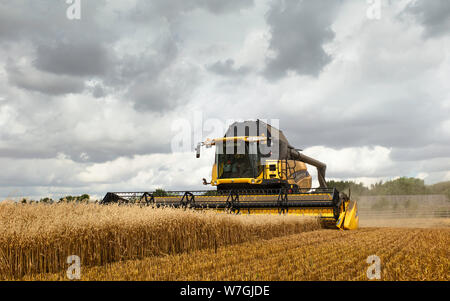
103,120,358,230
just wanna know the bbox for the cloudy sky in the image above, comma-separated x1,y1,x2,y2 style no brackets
0,0,449,200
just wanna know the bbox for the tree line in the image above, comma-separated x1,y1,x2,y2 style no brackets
21,194,93,204
327,177,450,200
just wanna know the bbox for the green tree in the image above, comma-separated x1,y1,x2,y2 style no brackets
326,180,369,196
153,188,168,197
370,177,429,195
40,197,53,204
79,194,90,202
428,181,450,201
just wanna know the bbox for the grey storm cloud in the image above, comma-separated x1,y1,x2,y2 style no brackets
197,0,254,14
119,34,197,112
121,0,255,111
272,89,450,156
128,62,201,112
264,0,340,79
0,0,255,105
130,81,178,112
0,1,198,108
91,84,105,98
118,34,179,81
405,0,450,38
34,42,113,77
0,0,113,43
207,59,250,76
0,0,254,169
131,0,254,21
6,61,85,96
0,1,117,97
390,145,450,162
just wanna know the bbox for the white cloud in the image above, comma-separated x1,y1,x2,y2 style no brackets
416,172,429,180
234,30,271,72
444,172,450,182
302,146,393,178
0,104,26,136
77,148,216,188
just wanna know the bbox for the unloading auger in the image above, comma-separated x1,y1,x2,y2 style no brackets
102,120,358,230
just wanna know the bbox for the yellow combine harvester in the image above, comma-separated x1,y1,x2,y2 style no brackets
103,120,358,230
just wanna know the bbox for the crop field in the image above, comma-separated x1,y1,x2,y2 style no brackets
1,202,449,281
0,203,320,280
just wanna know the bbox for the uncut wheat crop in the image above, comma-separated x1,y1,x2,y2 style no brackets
0,202,321,280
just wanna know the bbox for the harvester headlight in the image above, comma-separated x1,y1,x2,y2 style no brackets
251,179,255,183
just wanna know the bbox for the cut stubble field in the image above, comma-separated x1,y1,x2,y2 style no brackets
28,227,450,281
1,203,448,281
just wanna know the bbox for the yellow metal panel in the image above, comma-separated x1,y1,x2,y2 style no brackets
216,178,255,184
343,200,359,230
212,163,218,183
336,211,346,230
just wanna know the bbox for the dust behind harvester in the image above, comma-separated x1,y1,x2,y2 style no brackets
103,120,358,230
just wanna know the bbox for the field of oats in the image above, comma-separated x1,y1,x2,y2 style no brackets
1,202,448,281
